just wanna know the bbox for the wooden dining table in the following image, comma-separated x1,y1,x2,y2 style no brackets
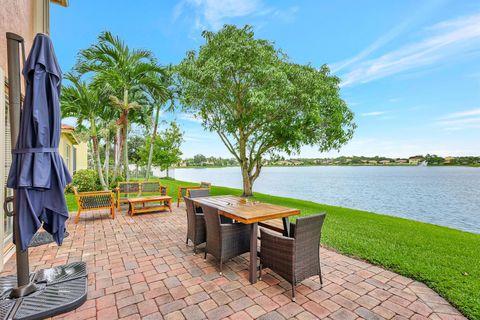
192,195,300,284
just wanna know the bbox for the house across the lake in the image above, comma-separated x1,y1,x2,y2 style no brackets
409,155,425,165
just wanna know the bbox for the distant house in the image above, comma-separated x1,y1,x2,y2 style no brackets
60,124,88,174
408,155,424,165
367,160,378,165
444,156,456,164
379,159,391,165
395,159,409,164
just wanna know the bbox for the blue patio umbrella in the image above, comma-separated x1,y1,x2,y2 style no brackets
7,33,72,251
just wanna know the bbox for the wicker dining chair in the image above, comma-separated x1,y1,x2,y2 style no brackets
188,188,210,198
184,197,206,254
259,213,326,301
201,205,250,275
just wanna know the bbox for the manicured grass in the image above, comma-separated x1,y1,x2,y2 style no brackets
66,178,480,319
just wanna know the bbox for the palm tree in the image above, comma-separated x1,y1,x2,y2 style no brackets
75,31,164,180
61,73,108,190
144,71,174,180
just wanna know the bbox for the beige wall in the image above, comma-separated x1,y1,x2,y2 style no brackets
0,0,35,76
59,134,89,174
76,142,89,171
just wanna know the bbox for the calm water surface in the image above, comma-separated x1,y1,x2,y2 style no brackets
174,166,480,234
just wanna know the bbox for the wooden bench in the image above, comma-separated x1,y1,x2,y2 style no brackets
116,182,141,210
258,219,284,233
74,187,115,224
116,181,168,211
177,182,211,207
141,181,168,197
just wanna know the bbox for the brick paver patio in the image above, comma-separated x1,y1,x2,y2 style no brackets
1,205,465,320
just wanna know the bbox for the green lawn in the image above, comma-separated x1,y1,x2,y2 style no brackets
66,178,480,319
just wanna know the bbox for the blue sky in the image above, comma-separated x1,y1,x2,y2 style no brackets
51,0,480,158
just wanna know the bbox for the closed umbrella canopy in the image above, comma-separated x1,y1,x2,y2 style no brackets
7,33,72,250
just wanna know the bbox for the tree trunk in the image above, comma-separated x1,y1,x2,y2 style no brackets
146,103,161,180
91,122,107,190
238,134,254,197
103,130,110,187
240,165,253,197
123,117,129,181
112,126,121,182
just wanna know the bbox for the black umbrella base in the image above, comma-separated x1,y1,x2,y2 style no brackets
0,261,87,320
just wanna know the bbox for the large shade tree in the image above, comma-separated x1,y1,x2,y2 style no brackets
176,25,356,196
139,121,184,178
75,31,164,180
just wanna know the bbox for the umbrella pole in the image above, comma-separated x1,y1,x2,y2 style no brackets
6,32,37,297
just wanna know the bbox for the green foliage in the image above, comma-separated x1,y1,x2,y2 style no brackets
71,169,102,192
128,136,146,165
139,121,184,171
183,154,238,167
109,174,124,189
425,154,445,165
176,25,355,195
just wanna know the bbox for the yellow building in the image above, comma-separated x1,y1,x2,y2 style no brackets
60,124,88,174
0,0,68,270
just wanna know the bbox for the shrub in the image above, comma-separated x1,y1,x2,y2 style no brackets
72,169,101,192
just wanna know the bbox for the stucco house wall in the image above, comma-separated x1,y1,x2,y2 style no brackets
0,0,68,270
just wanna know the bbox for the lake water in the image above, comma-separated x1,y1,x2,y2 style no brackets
174,166,480,234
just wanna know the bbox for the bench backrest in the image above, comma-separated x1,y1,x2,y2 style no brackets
141,181,161,193
118,182,141,194
200,181,211,189
74,187,114,210
178,186,202,198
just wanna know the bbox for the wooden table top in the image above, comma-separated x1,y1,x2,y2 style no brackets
192,195,300,224
127,195,172,203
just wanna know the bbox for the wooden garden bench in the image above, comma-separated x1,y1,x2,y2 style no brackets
116,181,169,211
258,219,284,233
116,182,141,210
141,181,168,197
177,182,211,207
73,187,115,224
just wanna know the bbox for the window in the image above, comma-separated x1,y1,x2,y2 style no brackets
65,143,71,172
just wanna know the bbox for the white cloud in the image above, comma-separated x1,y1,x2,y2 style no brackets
174,0,262,30
179,113,202,123
436,108,480,130
361,111,386,117
330,1,444,73
173,0,297,30
439,108,480,120
339,13,480,87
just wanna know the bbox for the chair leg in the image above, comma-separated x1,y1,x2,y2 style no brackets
259,263,262,280
204,251,207,260
185,237,189,245
291,285,296,302
193,244,197,255
319,261,323,285
75,209,81,224
219,259,223,276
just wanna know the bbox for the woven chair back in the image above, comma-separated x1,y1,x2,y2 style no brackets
293,214,326,277
202,205,222,257
189,188,210,198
